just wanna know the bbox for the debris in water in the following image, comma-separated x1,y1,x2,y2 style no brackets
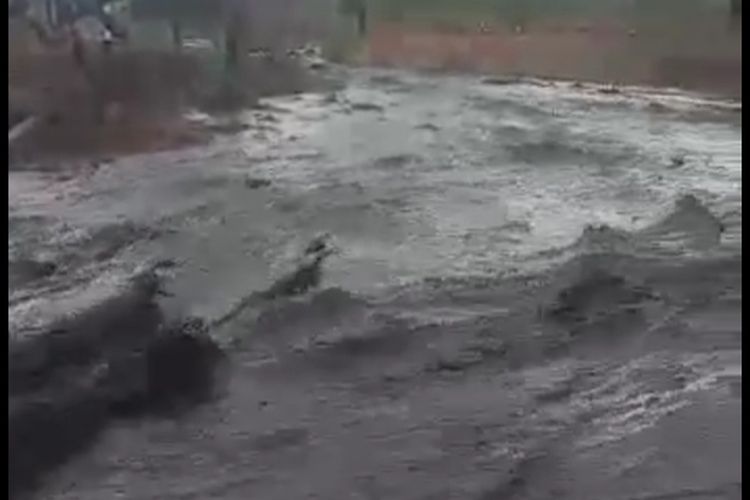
212,234,337,327
598,84,622,95
151,257,181,270
245,177,272,189
648,101,670,112
304,232,334,256
262,236,336,299
670,154,686,168
350,102,384,112
208,121,251,135
481,76,523,86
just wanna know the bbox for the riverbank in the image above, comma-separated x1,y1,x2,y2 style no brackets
362,20,742,99
8,46,324,165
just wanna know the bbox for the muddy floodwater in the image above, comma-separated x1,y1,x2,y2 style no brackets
8,67,742,499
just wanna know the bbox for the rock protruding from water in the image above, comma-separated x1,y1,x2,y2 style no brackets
598,84,622,95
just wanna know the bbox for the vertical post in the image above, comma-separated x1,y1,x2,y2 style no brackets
171,19,182,52
224,15,239,74
356,0,367,37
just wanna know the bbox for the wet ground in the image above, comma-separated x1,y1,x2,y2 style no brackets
8,67,742,499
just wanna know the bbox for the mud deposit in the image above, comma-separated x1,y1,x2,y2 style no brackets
8,68,741,500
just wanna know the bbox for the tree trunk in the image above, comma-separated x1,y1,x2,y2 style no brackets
224,29,238,73
356,5,367,37
224,10,242,74
171,19,182,52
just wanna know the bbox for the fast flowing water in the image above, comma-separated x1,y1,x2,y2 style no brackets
9,67,742,499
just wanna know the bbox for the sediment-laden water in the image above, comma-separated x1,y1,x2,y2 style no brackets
8,67,741,500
